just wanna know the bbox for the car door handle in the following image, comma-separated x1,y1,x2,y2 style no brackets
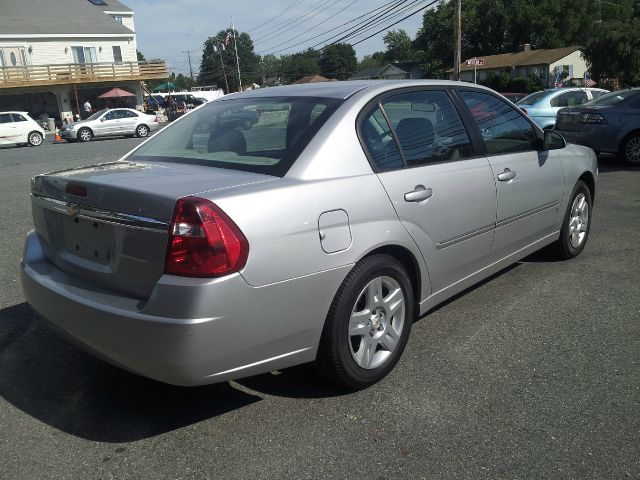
497,168,516,181
404,185,433,202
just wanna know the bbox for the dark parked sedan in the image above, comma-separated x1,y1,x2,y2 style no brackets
555,88,640,166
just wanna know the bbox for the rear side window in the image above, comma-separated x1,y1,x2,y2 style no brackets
550,91,588,107
360,90,473,171
130,96,343,177
381,90,473,166
360,105,403,171
459,90,539,155
11,113,27,122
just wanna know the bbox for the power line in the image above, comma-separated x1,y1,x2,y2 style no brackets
262,0,407,55
259,0,361,54
246,0,306,32
255,0,341,44
348,0,439,46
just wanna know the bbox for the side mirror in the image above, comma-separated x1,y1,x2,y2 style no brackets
100,118,105,122
542,129,566,150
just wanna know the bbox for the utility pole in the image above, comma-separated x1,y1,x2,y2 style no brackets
216,45,229,94
453,0,461,81
182,49,195,82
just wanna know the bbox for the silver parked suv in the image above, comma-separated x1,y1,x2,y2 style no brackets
21,81,597,389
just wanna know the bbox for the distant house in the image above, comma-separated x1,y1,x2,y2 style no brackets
449,45,588,88
0,0,167,124
349,63,423,81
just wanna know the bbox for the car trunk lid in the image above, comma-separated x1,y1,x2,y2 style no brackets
30,160,274,299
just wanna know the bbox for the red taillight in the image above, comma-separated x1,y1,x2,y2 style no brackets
65,183,87,197
164,196,249,277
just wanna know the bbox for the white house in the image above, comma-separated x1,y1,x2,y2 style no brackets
0,0,167,125
450,46,589,88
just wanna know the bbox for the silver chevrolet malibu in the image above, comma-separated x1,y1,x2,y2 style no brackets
21,81,597,389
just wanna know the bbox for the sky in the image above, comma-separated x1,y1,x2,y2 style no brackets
124,0,428,79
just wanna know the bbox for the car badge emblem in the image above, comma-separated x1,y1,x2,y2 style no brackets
67,203,80,217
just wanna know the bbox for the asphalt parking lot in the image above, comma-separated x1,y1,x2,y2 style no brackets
1,138,639,480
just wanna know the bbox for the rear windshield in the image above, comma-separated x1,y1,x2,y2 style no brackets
517,90,548,106
585,89,639,106
129,96,343,177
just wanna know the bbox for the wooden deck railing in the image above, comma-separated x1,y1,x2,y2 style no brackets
0,61,168,89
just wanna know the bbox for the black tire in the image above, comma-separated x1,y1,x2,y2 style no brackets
77,127,92,142
620,133,640,166
136,124,150,137
27,131,43,147
315,254,414,390
549,180,592,260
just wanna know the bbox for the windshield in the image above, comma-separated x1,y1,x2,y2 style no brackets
129,96,343,177
585,89,639,106
517,90,548,106
85,109,107,121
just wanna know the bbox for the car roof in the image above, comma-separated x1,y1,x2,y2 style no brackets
220,80,497,100
1,111,30,115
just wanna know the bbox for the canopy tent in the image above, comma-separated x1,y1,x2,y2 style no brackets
98,87,136,99
151,82,176,92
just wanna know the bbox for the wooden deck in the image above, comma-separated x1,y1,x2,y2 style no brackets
0,61,167,89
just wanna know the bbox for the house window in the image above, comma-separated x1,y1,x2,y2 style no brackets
112,46,122,64
71,46,97,64
113,15,123,23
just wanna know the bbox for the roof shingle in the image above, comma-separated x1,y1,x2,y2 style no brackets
0,0,133,35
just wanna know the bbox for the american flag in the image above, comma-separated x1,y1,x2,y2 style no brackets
554,67,563,88
224,31,233,46
584,71,597,87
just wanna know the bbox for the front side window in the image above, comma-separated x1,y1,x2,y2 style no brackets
129,96,343,177
0,113,13,124
381,90,473,166
459,90,539,155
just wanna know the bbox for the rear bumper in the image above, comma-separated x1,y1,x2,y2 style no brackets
556,125,620,154
21,231,350,385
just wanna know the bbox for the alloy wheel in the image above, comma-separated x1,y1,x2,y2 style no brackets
625,136,640,164
568,193,589,248
348,276,405,370
137,125,149,137
29,132,42,146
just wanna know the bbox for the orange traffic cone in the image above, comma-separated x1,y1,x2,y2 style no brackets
54,128,62,143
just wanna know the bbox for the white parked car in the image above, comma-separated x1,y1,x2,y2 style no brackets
59,108,160,142
0,111,45,147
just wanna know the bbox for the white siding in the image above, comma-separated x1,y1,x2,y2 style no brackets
0,37,137,66
550,50,588,80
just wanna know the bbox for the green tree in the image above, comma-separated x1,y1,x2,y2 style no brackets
199,29,260,92
136,50,145,61
174,73,195,91
584,18,640,87
279,49,321,83
413,0,632,79
358,52,385,70
383,29,421,63
319,43,357,80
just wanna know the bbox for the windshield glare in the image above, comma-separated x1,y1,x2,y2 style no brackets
85,109,107,121
129,96,343,177
517,90,548,106
586,89,639,106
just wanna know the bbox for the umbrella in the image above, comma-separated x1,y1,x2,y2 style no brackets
151,82,175,92
98,87,136,98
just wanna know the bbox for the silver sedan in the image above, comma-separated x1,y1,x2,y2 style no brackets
21,80,597,389
59,108,159,142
